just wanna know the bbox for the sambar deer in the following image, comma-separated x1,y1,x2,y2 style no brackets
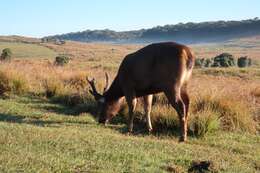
87,42,195,142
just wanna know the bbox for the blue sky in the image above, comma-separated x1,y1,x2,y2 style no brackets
1,0,259,37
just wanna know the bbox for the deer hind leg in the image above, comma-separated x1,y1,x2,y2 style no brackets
143,94,153,133
124,89,137,133
181,84,190,129
164,86,187,142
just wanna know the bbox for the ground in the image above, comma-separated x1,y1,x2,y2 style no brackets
0,96,259,173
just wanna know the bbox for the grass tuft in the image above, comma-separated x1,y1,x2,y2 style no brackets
189,109,220,137
192,93,256,133
0,70,28,96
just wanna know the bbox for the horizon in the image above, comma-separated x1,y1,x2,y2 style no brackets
1,0,260,38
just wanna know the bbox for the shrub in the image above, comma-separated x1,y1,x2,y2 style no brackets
195,58,205,68
212,53,236,67
195,58,216,68
54,55,70,66
204,58,214,67
0,48,12,61
237,56,252,68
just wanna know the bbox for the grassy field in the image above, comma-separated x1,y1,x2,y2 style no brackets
0,41,57,59
0,38,259,172
0,96,259,173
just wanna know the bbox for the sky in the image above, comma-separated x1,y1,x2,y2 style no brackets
1,0,260,38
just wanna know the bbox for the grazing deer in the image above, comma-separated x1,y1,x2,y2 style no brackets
87,42,195,142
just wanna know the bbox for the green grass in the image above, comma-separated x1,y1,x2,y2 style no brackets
0,42,57,59
0,96,259,172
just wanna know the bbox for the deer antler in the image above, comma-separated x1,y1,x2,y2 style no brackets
87,76,101,99
103,72,110,93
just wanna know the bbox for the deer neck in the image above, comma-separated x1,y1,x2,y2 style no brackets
103,75,123,102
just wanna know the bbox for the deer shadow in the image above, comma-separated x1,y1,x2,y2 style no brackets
106,111,182,138
16,95,97,117
0,95,98,127
7,95,193,138
0,112,65,127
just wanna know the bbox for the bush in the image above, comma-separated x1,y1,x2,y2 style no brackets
0,48,12,61
195,58,205,68
0,71,28,96
204,58,214,67
212,53,236,67
195,57,219,68
54,55,70,66
193,53,253,68
237,56,252,68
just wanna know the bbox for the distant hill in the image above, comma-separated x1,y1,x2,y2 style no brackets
0,35,40,44
43,18,260,44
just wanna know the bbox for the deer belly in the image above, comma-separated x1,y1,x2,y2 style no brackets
135,87,162,97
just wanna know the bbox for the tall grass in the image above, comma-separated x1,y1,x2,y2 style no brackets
0,68,28,96
0,60,257,137
192,92,256,133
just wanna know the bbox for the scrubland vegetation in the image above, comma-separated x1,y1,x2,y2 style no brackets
0,37,259,172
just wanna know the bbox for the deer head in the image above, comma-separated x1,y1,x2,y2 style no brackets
87,73,118,124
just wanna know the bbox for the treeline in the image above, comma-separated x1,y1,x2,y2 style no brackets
43,18,260,44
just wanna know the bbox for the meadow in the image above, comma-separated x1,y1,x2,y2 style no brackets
0,37,259,172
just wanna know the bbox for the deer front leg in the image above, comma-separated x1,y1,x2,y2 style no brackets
124,89,137,133
143,94,153,133
127,97,137,133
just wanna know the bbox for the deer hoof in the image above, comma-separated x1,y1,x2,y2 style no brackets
148,128,153,134
178,136,187,142
126,131,133,136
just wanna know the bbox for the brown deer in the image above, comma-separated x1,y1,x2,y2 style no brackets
87,42,195,142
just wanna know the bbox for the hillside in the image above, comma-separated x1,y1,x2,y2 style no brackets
44,18,260,44
0,35,40,44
